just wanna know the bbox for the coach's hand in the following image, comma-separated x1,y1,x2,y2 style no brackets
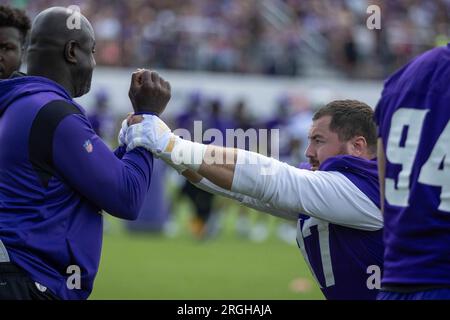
128,69,171,116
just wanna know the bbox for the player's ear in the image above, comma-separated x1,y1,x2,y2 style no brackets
351,136,367,157
64,40,78,64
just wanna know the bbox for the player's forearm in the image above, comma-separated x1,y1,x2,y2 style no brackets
158,132,295,212
165,153,294,219
127,116,381,228
158,136,237,189
195,148,304,219
197,146,237,190
182,144,300,214
161,133,279,197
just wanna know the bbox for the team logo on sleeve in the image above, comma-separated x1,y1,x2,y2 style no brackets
83,140,93,153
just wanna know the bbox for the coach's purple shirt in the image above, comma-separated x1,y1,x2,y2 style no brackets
0,75,153,299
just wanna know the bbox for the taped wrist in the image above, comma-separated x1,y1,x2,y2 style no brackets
158,136,207,172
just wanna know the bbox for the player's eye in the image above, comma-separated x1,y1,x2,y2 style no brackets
0,44,15,51
314,138,324,144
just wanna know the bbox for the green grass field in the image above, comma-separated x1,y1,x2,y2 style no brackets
90,200,324,300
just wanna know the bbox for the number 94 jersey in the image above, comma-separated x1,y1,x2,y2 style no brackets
375,43,450,287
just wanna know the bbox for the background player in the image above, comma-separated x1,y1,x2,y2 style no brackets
0,5,30,79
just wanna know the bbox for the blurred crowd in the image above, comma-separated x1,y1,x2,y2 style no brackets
7,0,450,78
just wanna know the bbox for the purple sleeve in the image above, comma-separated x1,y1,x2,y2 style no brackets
114,145,127,159
53,114,154,220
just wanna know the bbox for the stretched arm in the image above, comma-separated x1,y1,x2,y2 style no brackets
131,116,382,230
198,150,381,229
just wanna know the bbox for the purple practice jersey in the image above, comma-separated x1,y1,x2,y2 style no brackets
297,156,384,299
375,44,450,288
0,75,153,299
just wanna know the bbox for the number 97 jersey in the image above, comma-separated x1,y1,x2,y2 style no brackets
375,43,450,287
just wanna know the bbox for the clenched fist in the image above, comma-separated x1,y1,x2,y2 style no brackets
128,69,171,116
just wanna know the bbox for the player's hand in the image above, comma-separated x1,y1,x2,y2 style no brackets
118,113,139,146
128,69,171,116
125,115,173,153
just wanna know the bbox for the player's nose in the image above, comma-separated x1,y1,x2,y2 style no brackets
304,143,315,159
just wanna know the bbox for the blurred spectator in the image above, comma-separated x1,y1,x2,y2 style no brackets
87,89,117,146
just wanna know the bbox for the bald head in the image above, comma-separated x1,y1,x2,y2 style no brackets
29,7,94,48
27,6,96,98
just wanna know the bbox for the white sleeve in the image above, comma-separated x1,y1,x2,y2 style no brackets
194,178,298,221
231,150,383,231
